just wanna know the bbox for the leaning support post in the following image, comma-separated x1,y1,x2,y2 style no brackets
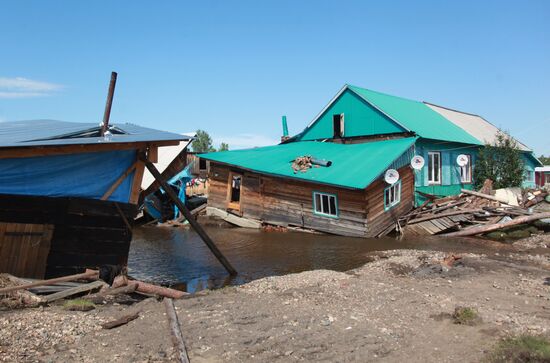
139,154,237,276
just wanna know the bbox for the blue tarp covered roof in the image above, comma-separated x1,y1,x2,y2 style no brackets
0,119,191,148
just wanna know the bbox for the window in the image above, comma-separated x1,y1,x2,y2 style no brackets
460,154,472,183
333,113,344,138
428,152,441,184
199,158,207,171
524,169,534,182
384,181,401,210
313,192,338,217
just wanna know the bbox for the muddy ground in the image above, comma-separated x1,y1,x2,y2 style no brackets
1,234,549,362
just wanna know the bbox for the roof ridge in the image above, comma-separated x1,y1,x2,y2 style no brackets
347,84,422,104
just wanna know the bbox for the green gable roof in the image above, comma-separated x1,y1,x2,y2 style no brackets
347,86,482,145
200,137,416,190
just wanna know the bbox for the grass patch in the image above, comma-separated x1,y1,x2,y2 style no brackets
63,298,95,311
452,306,481,325
487,335,550,363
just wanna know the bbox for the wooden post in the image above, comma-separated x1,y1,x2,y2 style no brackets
140,154,237,275
101,71,118,137
164,298,190,363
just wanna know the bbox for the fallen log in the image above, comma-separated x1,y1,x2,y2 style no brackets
442,212,550,237
101,311,140,329
112,276,188,299
460,189,509,204
0,269,99,295
164,298,190,363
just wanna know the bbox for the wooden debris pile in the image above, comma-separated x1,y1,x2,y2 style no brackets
399,184,550,237
291,156,314,173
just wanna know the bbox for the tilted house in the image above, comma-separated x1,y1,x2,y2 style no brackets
292,85,541,205
201,138,416,237
0,120,191,278
200,84,541,237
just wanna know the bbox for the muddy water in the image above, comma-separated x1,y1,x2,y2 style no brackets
128,226,507,292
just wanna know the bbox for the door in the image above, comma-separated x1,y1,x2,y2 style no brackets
227,172,242,211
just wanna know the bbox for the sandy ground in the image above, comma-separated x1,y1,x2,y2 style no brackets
1,235,549,362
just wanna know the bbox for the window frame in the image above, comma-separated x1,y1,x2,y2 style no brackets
384,181,402,211
332,113,345,138
428,151,441,185
524,169,535,183
459,154,472,184
312,191,339,218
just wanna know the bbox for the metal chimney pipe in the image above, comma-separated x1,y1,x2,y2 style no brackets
101,71,118,136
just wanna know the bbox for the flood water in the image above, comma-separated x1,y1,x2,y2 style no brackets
128,226,506,293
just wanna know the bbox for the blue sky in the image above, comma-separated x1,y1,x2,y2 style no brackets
0,1,548,154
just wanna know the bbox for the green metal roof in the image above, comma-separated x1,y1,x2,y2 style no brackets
343,85,483,145
200,137,416,190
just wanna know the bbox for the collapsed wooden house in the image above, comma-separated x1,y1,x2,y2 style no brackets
200,137,416,237
0,120,191,278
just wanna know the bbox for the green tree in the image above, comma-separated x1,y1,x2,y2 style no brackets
218,142,229,152
191,130,216,153
474,130,525,189
539,155,550,165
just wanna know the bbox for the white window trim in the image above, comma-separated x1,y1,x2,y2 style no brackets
384,181,401,211
428,151,441,185
313,191,338,218
460,154,472,183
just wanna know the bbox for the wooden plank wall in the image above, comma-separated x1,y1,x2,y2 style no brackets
0,222,54,278
0,194,136,278
208,163,414,238
363,166,414,236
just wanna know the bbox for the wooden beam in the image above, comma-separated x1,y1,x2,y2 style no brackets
43,280,107,303
443,212,550,237
148,146,158,163
460,189,509,204
129,149,146,205
0,141,180,160
140,154,237,276
101,72,118,137
0,269,99,294
164,298,190,363
101,162,138,201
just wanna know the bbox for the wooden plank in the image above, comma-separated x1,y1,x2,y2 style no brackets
0,141,179,160
101,162,137,200
129,157,145,205
164,298,191,363
44,280,107,302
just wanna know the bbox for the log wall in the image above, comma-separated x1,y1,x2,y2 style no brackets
0,194,136,278
207,163,413,237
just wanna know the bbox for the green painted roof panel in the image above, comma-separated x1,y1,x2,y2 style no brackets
200,137,416,189
346,86,483,145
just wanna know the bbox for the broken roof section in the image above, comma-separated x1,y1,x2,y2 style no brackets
141,132,196,190
424,102,531,151
0,119,190,148
200,137,417,190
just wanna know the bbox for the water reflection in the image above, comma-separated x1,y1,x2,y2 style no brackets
128,226,504,292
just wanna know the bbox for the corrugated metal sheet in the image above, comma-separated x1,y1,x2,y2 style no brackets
347,86,482,145
200,137,417,190
0,120,191,148
424,103,531,151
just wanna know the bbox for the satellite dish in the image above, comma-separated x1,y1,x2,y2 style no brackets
457,154,469,167
384,169,399,185
410,156,425,170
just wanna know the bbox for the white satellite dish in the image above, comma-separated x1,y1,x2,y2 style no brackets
457,154,469,167
410,155,425,170
384,169,399,185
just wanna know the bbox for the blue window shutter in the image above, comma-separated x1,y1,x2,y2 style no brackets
423,150,429,186
450,152,459,185
442,152,451,186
